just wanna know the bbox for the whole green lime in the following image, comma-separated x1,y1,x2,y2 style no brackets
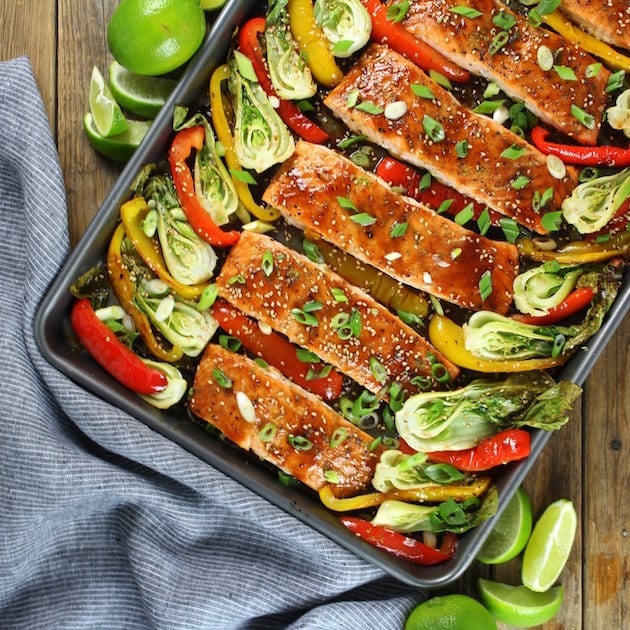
107,0,206,76
404,594,497,630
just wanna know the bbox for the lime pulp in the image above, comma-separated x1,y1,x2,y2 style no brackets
478,578,564,627
477,486,533,564
89,66,128,137
521,498,577,592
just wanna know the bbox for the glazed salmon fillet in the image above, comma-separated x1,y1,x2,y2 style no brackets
190,344,380,498
559,0,630,50
215,231,459,394
324,45,578,234
263,141,519,314
392,0,610,145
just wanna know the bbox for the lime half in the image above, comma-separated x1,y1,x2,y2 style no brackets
478,578,563,627
404,594,497,630
522,498,577,592
83,113,151,162
108,61,177,119
89,66,128,137
477,486,532,564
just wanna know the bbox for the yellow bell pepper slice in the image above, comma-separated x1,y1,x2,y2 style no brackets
209,64,280,222
516,231,630,264
119,197,212,302
314,238,429,319
542,13,630,72
428,314,564,373
318,476,492,512
287,0,343,87
107,223,184,363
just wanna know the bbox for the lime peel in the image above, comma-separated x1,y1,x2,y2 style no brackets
83,113,151,162
478,578,563,628
404,594,497,630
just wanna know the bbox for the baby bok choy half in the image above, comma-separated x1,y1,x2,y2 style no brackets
396,371,582,453
265,0,317,100
314,0,372,58
229,50,295,173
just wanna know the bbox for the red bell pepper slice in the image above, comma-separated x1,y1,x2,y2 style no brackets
427,428,532,472
340,516,457,565
375,156,500,223
168,126,240,247
514,287,596,326
531,126,630,167
212,299,343,401
70,298,168,395
361,0,470,83
238,17,329,144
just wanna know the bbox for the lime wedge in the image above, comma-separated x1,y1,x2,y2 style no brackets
478,578,563,628
522,498,577,592
108,61,177,119
83,112,151,162
89,66,129,137
477,486,532,564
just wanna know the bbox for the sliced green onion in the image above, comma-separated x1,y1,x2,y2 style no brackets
431,362,451,383
197,283,219,311
570,104,595,129
212,368,232,389
296,348,320,363
411,83,435,100
259,422,277,442
329,427,349,448
454,202,475,225
437,198,454,214
219,335,242,352
554,65,577,81
337,195,359,212
605,70,625,93
585,63,602,78
230,168,257,185
142,209,158,238
455,140,469,158
492,10,516,30
449,5,483,18
546,154,566,180
261,250,274,277
337,134,367,149
499,217,520,243
390,221,408,238
350,212,377,226
537,45,554,71
356,101,384,115
323,469,340,484
386,0,410,23
501,145,527,160
511,174,531,190
477,208,492,236
291,307,319,326
369,356,388,383
303,238,324,263
422,114,445,142
540,210,562,232
288,435,313,451
479,270,493,301
488,31,510,55
330,287,348,303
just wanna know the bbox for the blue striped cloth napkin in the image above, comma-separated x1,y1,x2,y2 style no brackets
0,57,424,629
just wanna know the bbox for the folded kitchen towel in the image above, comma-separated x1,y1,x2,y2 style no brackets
0,57,424,629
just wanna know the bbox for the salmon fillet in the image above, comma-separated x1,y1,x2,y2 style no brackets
392,0,610,145
324,45,579,234
559,0,630,50
190,344,380,497
263,141,519,314
215,231,460,394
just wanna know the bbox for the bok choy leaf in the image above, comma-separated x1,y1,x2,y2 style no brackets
314,0,372,58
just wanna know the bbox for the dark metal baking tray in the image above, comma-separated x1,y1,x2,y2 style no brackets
34,0,630,588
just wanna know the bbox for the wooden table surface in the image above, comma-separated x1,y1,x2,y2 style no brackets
2,2,628,628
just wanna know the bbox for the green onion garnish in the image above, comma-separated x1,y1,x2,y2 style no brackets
390,221,408,238
288,435,313,451
570,104,595,129
212,368,232,389
501,145,527,160
488,31,510,55
259,422,277,442
356,101,384,115
499,217,520,243
449,5,483,18
411,83,435,100
261,250,274,277
422,114,445,142
479,270,493,301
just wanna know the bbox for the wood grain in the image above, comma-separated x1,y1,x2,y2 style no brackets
1,3,628,628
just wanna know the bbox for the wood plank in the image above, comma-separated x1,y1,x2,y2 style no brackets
57,0,122,245
583,319,629,628
0,0,57,127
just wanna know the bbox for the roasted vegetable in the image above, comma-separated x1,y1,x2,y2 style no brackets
371,485,499,534
607,89,630,139
134,279,217,358
513,262,586,317
314,0,372,58
265,0,317,99
229,50,295,172
138,359,188,409
396,372,581,452
561,168,630,234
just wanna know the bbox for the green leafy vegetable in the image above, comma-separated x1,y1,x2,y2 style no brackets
561,167,630,234
266,0,317,99
396,372,582,451
371,486,498,534
229,50,295,172
372,450,463,492
314,0,372,58
138,359,188,409
513,262,586,317
142,173,217,286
